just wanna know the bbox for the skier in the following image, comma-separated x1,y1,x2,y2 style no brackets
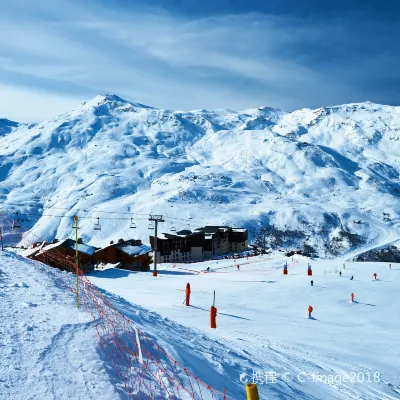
206,267,210,272
350,276,354,280
339,271,342,277
237,265,240,271
351,293,354,303
311,280,313,287
308,305,313,318
373,273,377,280
389,264,392,270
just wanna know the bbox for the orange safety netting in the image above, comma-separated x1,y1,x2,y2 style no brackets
17,232,229,400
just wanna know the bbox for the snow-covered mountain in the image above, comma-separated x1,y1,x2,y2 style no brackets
1,94,400,256
0,118,21,136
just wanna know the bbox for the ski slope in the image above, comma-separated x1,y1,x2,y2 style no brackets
89,254,400,399
2,247,400,399
0,251,121,400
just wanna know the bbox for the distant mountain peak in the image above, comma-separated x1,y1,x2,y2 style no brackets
84,94,156,111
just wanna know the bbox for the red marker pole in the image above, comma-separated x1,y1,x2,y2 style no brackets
185,283,191,306
210,290,217,329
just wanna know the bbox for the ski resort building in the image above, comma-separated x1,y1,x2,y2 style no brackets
92,239,152,271
31,238,96,272
193,226,249,258
150,226,248,263
150,230,205,263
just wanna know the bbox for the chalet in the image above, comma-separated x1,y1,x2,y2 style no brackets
92,239,152,271
150,230,205,263
32,238,96,272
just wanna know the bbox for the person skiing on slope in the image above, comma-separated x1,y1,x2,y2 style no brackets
339,271,342,277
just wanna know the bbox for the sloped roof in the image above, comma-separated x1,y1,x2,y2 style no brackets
37,238,96,256
115,243,152,256
94,239,146,254
62,239,96,255
194,226,230,234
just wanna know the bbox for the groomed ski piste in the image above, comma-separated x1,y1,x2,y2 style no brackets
2,248,400,399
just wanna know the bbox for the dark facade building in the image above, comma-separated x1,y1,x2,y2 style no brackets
194,226,248,258
150,230,205,263
150,226,248,262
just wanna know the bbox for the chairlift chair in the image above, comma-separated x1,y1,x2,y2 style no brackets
130,218,136,229
94,217,102,231
148,222,154,230
170,223,176,232
12,212,22,230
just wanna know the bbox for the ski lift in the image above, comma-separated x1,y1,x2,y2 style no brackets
130,218,136,229
148,222,154,230
94,217,101,231
12,212,22,230
170,223,176,232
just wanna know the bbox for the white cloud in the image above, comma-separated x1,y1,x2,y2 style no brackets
0,0,394,121
0,85,82,122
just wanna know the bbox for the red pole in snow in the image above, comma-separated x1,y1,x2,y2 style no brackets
185,283,191,306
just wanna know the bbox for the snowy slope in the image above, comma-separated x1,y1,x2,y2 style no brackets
0,251,122,399
1,95,400,255
0,118,21,136
4,246,400,399
88,255,400,399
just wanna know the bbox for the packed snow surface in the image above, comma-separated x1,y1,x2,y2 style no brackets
88,254,400,399
2,249,400,399
0,251,121,399
0,95,400,255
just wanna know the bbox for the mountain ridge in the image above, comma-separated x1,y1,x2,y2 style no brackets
1,94,399,256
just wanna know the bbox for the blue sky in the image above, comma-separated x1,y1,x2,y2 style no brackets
0,0,399,121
